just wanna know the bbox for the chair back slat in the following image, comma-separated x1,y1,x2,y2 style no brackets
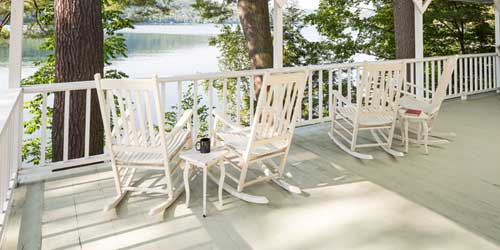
247,71,308,152
95,75,168,157
357,62,405,117
431,56,457,112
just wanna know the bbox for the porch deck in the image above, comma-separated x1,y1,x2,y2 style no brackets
3,94,500,250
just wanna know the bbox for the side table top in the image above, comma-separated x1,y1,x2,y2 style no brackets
398,109,429,120
179,147,229,168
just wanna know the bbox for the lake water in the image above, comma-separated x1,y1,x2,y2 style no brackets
0,24,222,90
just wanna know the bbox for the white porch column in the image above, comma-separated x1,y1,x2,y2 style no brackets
495,0,500,93
273,0,285,69
413,0,426,97
8,0,24,89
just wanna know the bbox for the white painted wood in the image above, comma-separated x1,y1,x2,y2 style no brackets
308,72,313,121
177,81,183,119
414,1,425,97
273,0,284,68
94,74,193,215
63,90,70,161
318,70,323,120
236,77,242,123
84,89,91,158
330,62,406,159
193,80,199,138
495,2,500,92
40,92,48,165
213,71,308,196
8,0,24,89
180,148,228,217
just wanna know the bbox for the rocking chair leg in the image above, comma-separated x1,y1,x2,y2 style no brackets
148,186,184,216
207,172,269,204
371,129,404,157
328,131,374,160
263,161,302,194
104,191,128,212
237,163,249,192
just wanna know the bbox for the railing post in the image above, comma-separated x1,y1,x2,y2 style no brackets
414,1,425,97
495,1,500,94
273,0,284,69
8,0,24,89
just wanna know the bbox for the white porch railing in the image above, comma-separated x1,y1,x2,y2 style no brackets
14,53,500,183
0,89,22,240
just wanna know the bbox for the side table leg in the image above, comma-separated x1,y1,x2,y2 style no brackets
423,121,429,154
203,166,207,217
218,164,225,206
184,162,190,208
404,119,409,153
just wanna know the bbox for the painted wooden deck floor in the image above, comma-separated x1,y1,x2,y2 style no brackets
3,93,500,250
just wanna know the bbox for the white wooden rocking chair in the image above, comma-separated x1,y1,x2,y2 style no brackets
212,71,308,203
399,56,458,147
329,62,406,160
95,74,193,216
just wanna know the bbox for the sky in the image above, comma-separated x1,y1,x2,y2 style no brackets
297,0,320,10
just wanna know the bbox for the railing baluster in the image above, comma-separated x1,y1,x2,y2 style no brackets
236,77,242,124
479,56,484,91
318,70,323,120
347,67,352,103
193,80,199,138
63,90,70,161
328,69,333,119
208,79,214,138
308,72,313,121
250,76,255,121
431,60,435,96
223,78,228,122
177,81,183,119
40,92,48,165
474,57,478,92
467,57,472,93
84,88,91,158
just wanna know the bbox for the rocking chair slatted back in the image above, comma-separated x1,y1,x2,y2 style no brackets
247,71,308,150
95,75,170,158
430,56,458,113
357,62,405,119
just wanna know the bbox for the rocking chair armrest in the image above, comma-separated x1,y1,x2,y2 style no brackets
331,90,352,105
167,109,193,139
401,91,431,103
212,111,245,132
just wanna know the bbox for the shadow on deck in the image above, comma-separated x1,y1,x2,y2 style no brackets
3,93,500,250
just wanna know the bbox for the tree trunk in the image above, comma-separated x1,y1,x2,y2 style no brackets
237,0,273,96
393,0,415,59
52,0,104,161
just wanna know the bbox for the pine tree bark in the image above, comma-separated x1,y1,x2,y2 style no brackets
237,0,273,96
393,0,416,59
52,0,104,161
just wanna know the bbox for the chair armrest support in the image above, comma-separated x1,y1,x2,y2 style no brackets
332,90,353,106
212,111,245,132
168,109,193,139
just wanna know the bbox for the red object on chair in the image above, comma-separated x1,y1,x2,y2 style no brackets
405,109,422,116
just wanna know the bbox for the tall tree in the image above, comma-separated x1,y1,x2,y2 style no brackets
193,0,273,94
393,0,415,59
52,0,104,161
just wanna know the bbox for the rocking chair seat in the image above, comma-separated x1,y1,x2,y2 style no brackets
114,130,190,166
217,131,288,160
338,107,394,127
399,96,434,114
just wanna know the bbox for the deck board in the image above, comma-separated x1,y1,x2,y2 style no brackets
5,94,500,250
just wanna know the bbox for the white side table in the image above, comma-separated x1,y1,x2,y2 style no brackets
398,109,430,154
180,148,228,217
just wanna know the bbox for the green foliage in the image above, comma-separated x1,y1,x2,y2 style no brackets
307,0,495,60
22,0,134,164
192,0,236,23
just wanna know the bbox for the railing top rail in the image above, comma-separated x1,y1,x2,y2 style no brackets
0,88,22,134
20,53,496,93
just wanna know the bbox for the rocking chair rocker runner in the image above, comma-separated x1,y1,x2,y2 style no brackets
329,62,406,160
213,71,309,202
95,74,193,216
